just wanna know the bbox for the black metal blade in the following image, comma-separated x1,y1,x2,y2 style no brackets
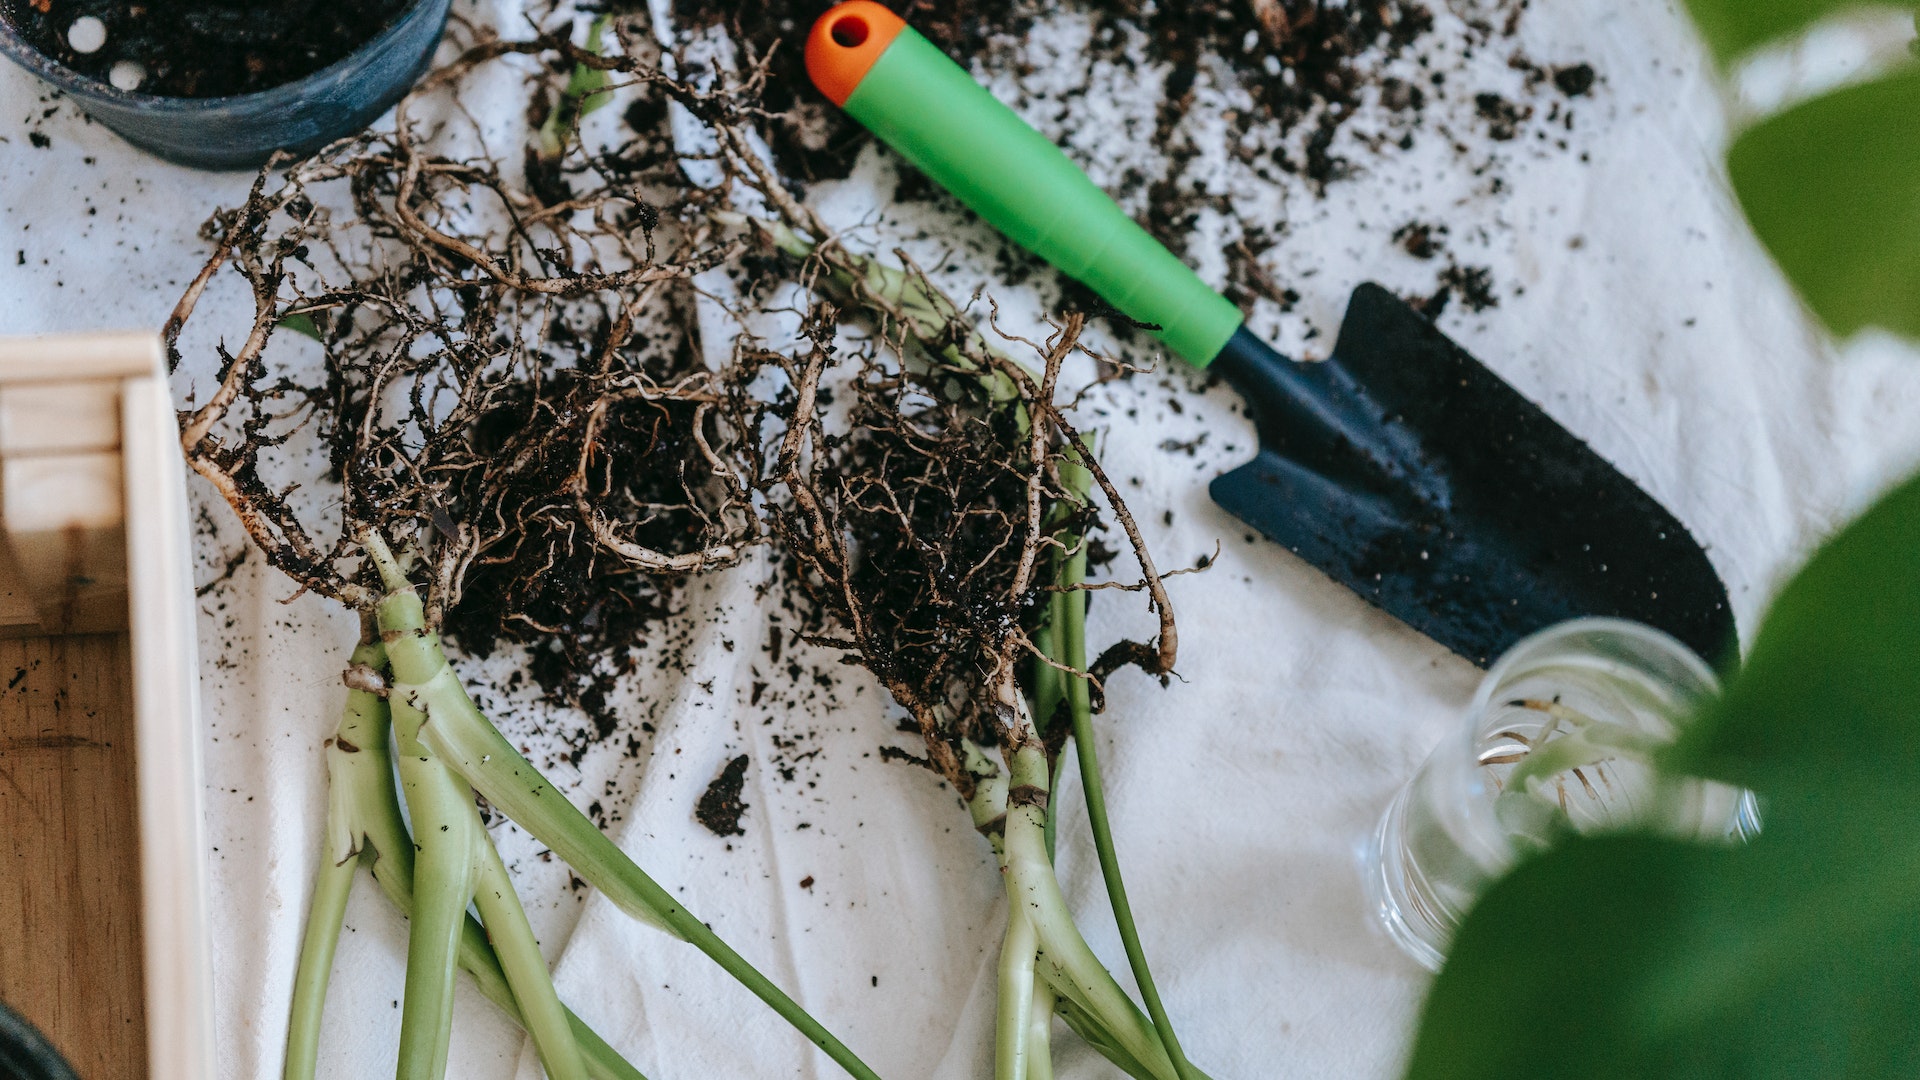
1208,283,1734,668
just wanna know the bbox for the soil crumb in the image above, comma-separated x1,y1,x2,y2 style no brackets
1554,63,1596,97
696,753,751,836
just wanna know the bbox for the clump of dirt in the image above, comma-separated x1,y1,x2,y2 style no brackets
738,259,1174,794
695,753,751,836
4,0,413,97
1553,62,1595,97
167,31,755,761
437,363,744,739
1393,220,1446,260
751,327,1053,770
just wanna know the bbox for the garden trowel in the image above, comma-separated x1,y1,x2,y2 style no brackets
803,2,1734,667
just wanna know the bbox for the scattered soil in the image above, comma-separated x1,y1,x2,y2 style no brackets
1420,263,1499,318
1473,91,1532,142
695,753,751,836
669,0,1590,342
3,0,412,97
170,1,1603,840
679,0,1450,212
1390,219,1498,319
1393,221,1446,260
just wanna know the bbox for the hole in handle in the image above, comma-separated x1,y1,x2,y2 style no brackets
830,15,870,48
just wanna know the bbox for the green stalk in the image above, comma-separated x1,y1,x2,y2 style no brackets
391,690,485,1080
999,695,1177,1080
536,15,615,161
285,639,393,1080
473,839,589,1080
363,815,649,1080
1052,994,1157,1080
964,737,1011,852
363,535,885,1080
996,905,1040,1080
1033,607,1067,861
1056,537,1204,1080
1025,980,1057,1080
752,218,1030,431
286,638,646,1080
286,847,355,1080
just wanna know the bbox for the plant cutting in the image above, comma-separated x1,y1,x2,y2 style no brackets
165,27,889,1080
1403,3,1920,1077
714,187,1212,1078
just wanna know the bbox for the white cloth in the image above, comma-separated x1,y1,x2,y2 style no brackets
3,1,1919,1078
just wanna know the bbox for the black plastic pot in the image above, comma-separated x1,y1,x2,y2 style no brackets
0,999,78,1080
0,0,450,171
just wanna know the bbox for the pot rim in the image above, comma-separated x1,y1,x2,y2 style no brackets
0,998,78,1080
0,0,436,112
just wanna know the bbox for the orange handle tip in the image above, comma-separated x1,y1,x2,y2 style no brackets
806,1,906,107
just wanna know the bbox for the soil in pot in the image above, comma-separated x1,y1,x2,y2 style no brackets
2,0,413,96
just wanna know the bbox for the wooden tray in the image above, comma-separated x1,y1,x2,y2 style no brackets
0,334,213,1079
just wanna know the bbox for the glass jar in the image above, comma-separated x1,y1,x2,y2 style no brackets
1363,618,1757,970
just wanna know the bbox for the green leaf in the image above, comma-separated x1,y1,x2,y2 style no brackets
1405,827,1920,1080
1725,69,1920,340
568,16,614,119
1670,468,1920,798
1682,0,1919,66
1406,467,1920,1080
277,312,323,341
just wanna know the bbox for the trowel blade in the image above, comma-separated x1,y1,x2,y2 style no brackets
1208,284,1735,667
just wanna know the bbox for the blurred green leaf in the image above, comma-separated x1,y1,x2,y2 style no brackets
536,16,615,161
1683,0,1918,65
1671,469,1920,797
568,16,615,119
1406,468,1920,1080
1726,69,1920,340
1405,824,1920,1080
277,312,323,341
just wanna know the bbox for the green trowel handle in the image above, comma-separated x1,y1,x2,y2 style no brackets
808,5,1245,367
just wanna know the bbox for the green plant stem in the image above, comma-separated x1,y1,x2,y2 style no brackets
285,731,368,1080
1033,610,1066,860
473,839,589,1080
964,738,1011,853
536,15,614,160
996,905,1040,1080
752,218,1031,430
363,535,885,1080
392,681,589,1080
285,639,394,1080
999,691,1177,1080
392,691,485,1080
1053,994,1157,1080
285,637,645,1080
1055,543,1204,1080
369,832,649,1080
1025,980,1057,1080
